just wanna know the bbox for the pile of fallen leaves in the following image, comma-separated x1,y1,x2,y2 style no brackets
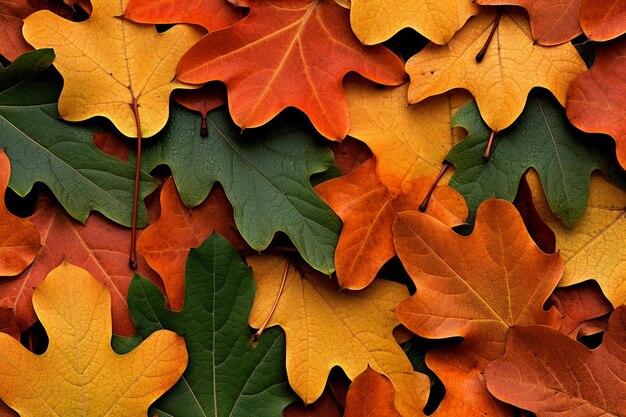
0,0,625,416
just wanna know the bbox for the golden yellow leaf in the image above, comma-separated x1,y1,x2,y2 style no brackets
528,170,626,307
406,8,586,132
22,0,203,137
0,262,187,417
247,255,429,417
345,77,470,194
350,0,478,45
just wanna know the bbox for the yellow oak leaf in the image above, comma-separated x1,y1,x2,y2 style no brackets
247,255,429,417
350,0,478,45
0,262,188,417
406,8,586,132
528,170,626,307
22,0,203,138
345,77,470,194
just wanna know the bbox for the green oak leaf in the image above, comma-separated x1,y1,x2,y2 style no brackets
0,49,155,227
139,105,341,274
446,89,626,226
113,233,296,417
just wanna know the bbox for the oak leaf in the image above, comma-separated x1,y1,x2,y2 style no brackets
567,37,626,170
344,366,402,417
0,262,187,416
345,77,470,194
476,0,582,45
394,198,563,416
315,158,467,289
137,177,248,310
485,306,626,416
580,0,626,41
348,0,478,45
22,0,204,137
0,193,159,336
176,0,407,140
248,254,430,417
0,149,40,276
406,8,586,132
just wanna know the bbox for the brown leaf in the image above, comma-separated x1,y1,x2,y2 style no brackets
344,366,402,417
0,308,19,340
328,137,372,176
580,0,626,41
513,173,556,254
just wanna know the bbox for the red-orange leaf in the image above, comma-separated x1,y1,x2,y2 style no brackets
344,366,402,417
0,150,40,277
315,158,467,289
0,309,18,341
328,137,372,176
485,306,626,417
567,38,626,170
580,0,626,41
176,0,406,140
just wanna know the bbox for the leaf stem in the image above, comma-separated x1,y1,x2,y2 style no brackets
482,130,496,162
129,98,142,270
419,161,450,212
251,258,290,342
476,8,502,63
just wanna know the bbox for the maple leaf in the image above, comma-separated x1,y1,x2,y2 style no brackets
447,90,625,226
476,0,582,45
393,198,563,416
485,306,626,416
114,233,295,417
123,0,242,32
176,0,407,140
247,254,430,417
315,158,467,289
22,0,204,138
0,0,73,61
0,49,156,227
0,262,187,416
344,77,470,194
0,149,40,276
137,177,248,310
567,37,626,170
138,104,341,277
343,367,402,417
0,193,159,336
526,171,626,307
580,0,626,41
406,8,586,132
349,0,478,45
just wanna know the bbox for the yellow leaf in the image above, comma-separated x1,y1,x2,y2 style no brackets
22,0,203,138
350,0,478,45
345,77,470,194
247,255,429,417
0,262,187,417
528,170,626,307
406,8,586,132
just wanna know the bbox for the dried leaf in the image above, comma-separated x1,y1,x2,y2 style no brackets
344,367,402,417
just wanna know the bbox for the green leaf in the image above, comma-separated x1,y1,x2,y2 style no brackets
446,89,626,226
0,49,155,227
139,105,341,274
113,233,296,417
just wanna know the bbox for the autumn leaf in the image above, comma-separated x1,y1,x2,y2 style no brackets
284,377,348,417
580,0,626,41
114,233,295,417
476,0,582,45
406,8,586,132
343,367,402,417
526,171,626,307
567,37,626,170
344,77,470,194
22,0,203,138
0,193,159,336
485,306,626,416
0,309,19,341
394,198,563,416
315,158,467,289
172,83,227,135
176,0,406,140
138,104,341,277
0,149,40,276
137,177,248,310
0,49,156,227
0,262,187,416
248,254,430,417
513,174,556,253
447,90,625,226
327,137,372,176
348,0,478,45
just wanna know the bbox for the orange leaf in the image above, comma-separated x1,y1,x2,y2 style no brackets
567,38,626,170
580,0,626,41
176,0,406,140
0,150,40,276
0,193,159,336
315,158,467,289
0,309,19,341
137,177,248,310
485,306,626,416
328,137,372,176
344,366,402,417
